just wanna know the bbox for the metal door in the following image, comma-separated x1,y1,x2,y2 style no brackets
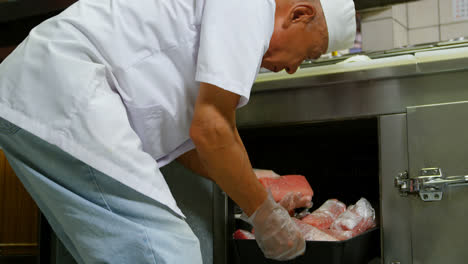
380,114,412,264
405,101,468,264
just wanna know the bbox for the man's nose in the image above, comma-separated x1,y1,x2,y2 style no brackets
285,64,299,74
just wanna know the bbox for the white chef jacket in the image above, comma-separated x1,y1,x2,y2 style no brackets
0,0,275,217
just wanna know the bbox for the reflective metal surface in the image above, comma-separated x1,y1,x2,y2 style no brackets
406,101,468,264
238,70,468,128
237,49,468,127
395,168,468,201
379,114,412,264
234,48,468,264
213,186,228,264
296,38,468,70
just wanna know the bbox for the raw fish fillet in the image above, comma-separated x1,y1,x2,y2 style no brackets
302,199,346,229
253,169,280,179
330,198,376,237
259,175,313,203
233,229,255,240
323,229,353,241
292,218,339,241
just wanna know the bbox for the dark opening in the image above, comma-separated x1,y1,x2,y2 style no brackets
240,118,379,210
229,118,381,264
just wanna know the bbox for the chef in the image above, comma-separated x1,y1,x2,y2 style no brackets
0,0,355,262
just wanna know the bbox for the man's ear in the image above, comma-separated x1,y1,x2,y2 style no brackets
284,4,316,27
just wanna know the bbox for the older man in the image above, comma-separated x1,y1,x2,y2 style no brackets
0,0,355,262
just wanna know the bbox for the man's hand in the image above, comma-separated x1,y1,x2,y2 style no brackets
279,192,313,212
249,191,306,260
254,170,313,212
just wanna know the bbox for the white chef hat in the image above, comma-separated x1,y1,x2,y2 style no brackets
319,0,357,53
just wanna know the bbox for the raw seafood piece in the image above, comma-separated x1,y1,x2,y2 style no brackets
323,229,353,241
253,169,280,179
330,198,376,237
302,199,346,229
259,175,314,204
233,229,255,240
292,218,339,241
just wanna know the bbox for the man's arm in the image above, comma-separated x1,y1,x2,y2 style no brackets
187,82,305,260
176,149,212,181
188,82,267,216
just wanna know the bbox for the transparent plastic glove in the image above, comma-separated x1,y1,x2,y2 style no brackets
279,192,313,213
249,191,306,261
253,169,281,179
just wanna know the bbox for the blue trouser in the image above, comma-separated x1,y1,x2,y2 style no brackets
0,117,202,264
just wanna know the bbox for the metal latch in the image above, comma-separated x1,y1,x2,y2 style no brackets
395,168,468,201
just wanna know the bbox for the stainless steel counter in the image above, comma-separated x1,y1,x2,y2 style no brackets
237,47,468,128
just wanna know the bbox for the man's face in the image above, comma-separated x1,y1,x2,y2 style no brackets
261,2,328,74
261,28,325,74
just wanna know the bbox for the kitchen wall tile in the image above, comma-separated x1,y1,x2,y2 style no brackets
393,21,409,47
393,3,408,27
408,26,440,45
361,4,408,27
440,21,468,40
362,18,395,51
440,0,468,24
408,0,439,28
439,0,453,24
361,7,393,22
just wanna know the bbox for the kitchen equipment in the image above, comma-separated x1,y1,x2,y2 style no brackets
212,42,468,264
234,228,379,264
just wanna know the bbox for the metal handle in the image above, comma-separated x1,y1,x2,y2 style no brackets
395,168,468,201
424,175,468,185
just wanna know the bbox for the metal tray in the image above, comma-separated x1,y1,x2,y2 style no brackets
233,227,380,264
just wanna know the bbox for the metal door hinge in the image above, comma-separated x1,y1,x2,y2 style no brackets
395,168,468,201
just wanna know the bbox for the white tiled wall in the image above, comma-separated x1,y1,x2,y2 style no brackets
362,17,396,51
441,22,468,40
439,0,454,24
361,4,409,51
393,4,408,27
361,7,394,21
393,21,409,47
407,0,439,28
408,26,440,44
439,0,468,40
361,0,468,50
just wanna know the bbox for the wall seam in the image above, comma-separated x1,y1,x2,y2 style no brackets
406,3,410,45
438,0,442,41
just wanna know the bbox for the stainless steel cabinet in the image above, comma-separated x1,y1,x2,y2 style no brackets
380,113,412,264
234,50,468,264
381,102,468,264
